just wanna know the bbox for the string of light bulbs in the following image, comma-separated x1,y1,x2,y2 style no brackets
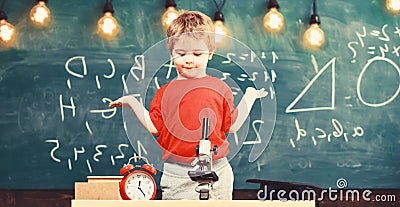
97,0,120,40
0,0,16,47
0,1,399,47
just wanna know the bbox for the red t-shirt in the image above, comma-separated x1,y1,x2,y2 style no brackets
149,76,237,163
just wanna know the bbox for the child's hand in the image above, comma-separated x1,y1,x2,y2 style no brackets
245,87,268,99
108,96,134,108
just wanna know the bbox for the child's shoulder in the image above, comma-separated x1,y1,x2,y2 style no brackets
202,76,232,94
206,75,230,87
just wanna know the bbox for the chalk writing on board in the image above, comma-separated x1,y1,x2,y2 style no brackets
45,139,61,163
347,24,399,63
243,120,264,145
46,55,142,173
89,98,117,119
289,158,312,170
231,120,265,147
135,53,277,97
65,56,87,78
289,118,364,148
59,95,76,121
220,51,279,64
219,51,278,87
85,121,93,135
346,24,400,108
46,138,132,173
161,51,278,86
94,145,107,162
337,159,362,169
285,57,336,113
357,56,400,107
130,55,145,81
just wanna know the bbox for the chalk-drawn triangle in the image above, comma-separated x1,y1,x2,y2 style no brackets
285,57,336,113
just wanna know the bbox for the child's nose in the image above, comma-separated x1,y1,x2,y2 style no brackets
184,55,194,64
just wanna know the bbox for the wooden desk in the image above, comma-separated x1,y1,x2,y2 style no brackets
71,200,315,207
73,176,315,207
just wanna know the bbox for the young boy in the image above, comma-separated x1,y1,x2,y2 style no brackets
109,11,266,200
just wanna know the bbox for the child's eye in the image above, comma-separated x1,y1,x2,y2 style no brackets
177,52,186,57
193,52,203,57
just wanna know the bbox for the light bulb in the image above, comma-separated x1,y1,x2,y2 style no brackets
97,12,120,40
214,20,228,43
303,24,325,49
263,7,284,33
30,1,51,27
0,19,16,47
387,0,400,13
161,6,179,30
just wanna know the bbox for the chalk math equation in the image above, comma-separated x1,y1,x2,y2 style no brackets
286,23,399,149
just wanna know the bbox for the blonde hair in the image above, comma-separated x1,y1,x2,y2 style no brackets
166,11,215,53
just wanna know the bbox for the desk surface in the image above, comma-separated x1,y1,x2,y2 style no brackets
71,200,315,207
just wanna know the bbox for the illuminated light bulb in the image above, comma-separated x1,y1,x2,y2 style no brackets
303,1,325,49
97,12,120,40
0,11,17,47
264,8,284,33
387,0,400,13
263,0,284,33
97,2,120,40
162,6,179,30
213,11,229,44
30,0,51,27
303,23,325,49
214,20,228,43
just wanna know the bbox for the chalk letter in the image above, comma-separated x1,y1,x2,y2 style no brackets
65,56,87,78
294,119,307,141
59,95,76,121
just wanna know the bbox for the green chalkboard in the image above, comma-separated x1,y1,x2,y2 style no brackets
0,0,399,190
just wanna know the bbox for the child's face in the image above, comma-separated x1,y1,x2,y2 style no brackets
171,35,213,79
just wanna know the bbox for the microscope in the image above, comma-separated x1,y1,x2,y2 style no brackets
188,118,219,200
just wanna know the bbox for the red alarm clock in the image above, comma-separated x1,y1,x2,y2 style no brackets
119,156,157,200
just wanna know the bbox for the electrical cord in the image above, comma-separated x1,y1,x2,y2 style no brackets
0,0,7,20
0,0,6,10
313,0,316,14
212,0,225,12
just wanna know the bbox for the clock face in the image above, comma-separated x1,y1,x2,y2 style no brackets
122,171,156,200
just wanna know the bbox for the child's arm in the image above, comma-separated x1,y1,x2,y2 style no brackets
229,87,267,133
109,96,158,135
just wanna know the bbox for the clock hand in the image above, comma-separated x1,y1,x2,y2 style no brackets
138,187,146,197
137,181,146,196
